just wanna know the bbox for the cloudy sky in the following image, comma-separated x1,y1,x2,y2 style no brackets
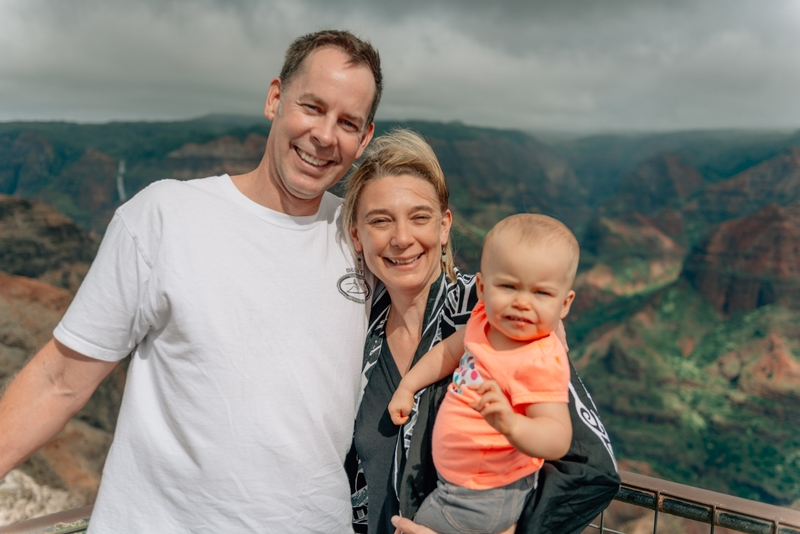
2,0,799,132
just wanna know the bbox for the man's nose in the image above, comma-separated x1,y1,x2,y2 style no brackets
311,116,336,147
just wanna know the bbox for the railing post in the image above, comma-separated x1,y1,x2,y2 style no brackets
710,504,716,533
599,510,605,533
653,490,660,534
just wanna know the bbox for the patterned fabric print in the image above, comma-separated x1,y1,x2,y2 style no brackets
451,350,483,394
349,270,477,529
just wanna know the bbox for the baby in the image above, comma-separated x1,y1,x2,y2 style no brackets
388,213,578,534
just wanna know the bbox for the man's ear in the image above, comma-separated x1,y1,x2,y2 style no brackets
264,78,282,120
355,122,375,160
560,290,576,319
476,272,485,302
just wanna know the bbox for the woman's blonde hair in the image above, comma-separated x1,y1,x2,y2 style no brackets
343,129,455,281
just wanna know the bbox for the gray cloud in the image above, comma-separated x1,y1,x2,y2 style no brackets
1,0,798,131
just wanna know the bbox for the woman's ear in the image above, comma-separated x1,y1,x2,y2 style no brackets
440,209,453,246
350,225,363,253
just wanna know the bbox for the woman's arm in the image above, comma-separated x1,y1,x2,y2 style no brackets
388,329,465,425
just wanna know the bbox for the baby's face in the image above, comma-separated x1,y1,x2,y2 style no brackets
477,235,575,350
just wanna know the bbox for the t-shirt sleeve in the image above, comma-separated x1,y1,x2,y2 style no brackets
54,210,153,362
507,333,570,407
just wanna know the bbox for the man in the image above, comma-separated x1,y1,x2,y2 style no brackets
0,30,381,532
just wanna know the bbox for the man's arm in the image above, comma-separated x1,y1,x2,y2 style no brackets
0,339,119,478
388,329,465,425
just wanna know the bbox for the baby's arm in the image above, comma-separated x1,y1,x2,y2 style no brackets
470,382,572,460
388,329,466,425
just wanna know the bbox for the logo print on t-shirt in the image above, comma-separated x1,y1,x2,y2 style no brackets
451,350,483,394
337,272,372,303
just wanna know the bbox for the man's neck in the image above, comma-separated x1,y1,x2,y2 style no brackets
229,165,322,217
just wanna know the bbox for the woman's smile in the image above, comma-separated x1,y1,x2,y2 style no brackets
384,253,423,266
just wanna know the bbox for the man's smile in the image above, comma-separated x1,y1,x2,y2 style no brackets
295,146,333,167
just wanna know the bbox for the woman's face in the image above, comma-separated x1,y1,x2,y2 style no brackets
351,174,452,298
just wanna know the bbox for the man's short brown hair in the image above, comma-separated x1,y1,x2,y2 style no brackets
280,30,383,126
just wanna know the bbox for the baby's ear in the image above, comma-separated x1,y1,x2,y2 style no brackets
475,272,485,301
560,290,576,319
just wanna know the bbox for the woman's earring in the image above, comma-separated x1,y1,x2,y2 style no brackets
441,246,447,262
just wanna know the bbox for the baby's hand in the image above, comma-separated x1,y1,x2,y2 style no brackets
388,388,415,425
469,380,517,437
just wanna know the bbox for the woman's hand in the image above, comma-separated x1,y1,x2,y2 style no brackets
391,515,438,534
388,388,415,425
469,380,516,437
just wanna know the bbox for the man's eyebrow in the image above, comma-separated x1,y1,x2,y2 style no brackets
298,93,327,106
297,92,366,125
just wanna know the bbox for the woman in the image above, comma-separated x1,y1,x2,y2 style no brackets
344,130,619,534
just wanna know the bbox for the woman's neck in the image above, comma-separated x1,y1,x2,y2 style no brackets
384,285,434,377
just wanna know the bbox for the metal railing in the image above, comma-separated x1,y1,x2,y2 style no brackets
586,471,800,534
0,506,91,534
3,471,800,533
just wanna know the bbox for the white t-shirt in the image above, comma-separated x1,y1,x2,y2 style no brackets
54,175,371,533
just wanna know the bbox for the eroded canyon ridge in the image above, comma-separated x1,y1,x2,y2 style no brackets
2,118,800,523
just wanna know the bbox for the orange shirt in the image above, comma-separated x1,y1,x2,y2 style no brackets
431,302,570,489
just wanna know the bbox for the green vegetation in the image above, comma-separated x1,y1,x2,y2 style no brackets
575,281,800,505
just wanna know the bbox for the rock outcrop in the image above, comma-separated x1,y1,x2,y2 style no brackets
694,147,800,224
0,195,97,293
166,133,266,180
572,213,685,316
683,202,800,314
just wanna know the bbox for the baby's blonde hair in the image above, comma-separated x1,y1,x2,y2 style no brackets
482,213,580,286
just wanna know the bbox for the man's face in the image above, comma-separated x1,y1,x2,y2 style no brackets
264,47,375,214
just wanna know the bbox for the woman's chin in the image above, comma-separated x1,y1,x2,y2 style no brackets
378,266,442,298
